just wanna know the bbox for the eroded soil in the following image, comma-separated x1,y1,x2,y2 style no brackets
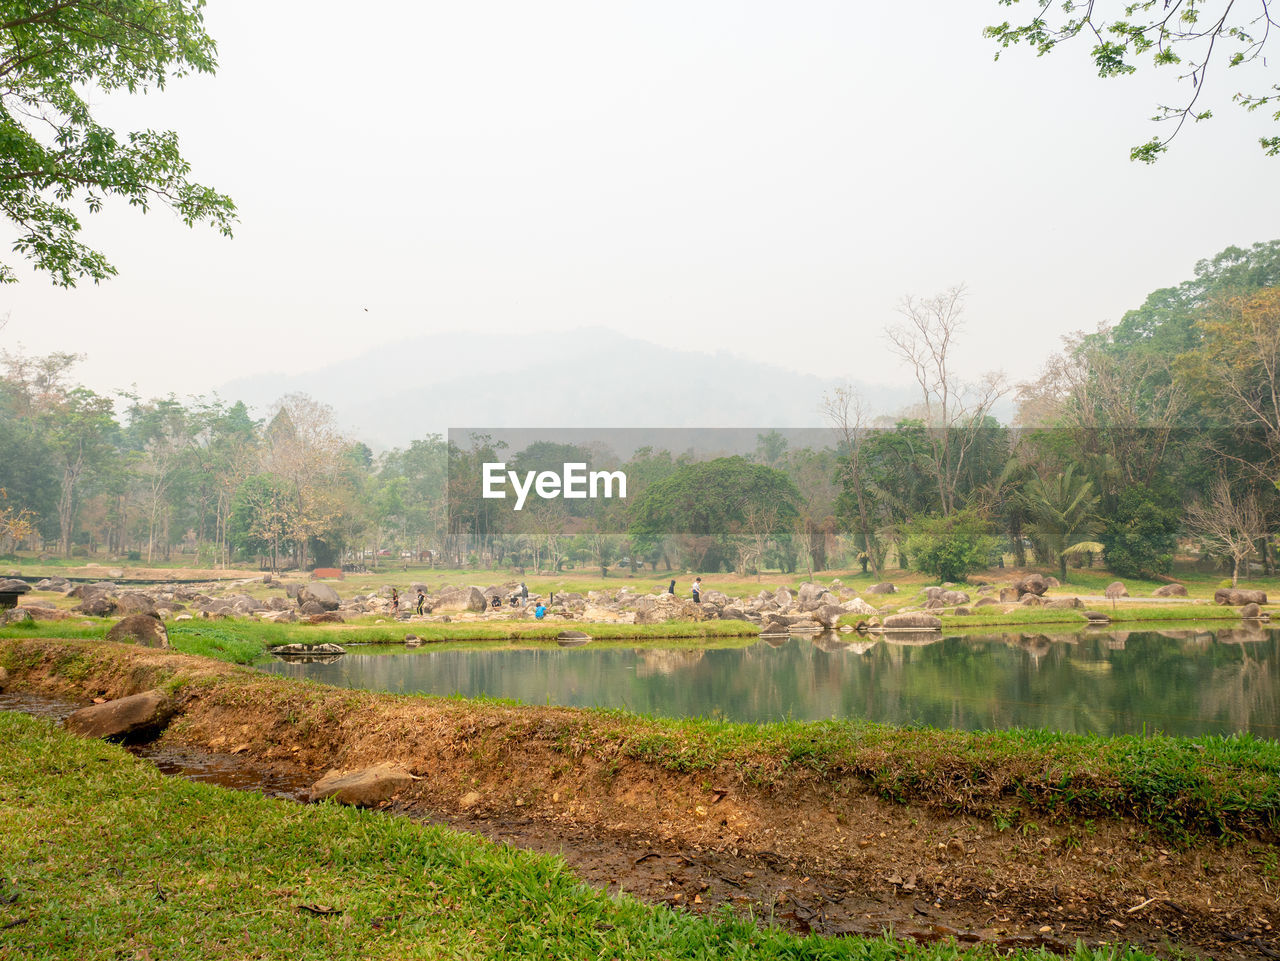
2,640,1278,960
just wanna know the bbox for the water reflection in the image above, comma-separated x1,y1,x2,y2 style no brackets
255,627,1280,738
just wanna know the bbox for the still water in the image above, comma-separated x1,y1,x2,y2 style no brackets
256,626,1280,739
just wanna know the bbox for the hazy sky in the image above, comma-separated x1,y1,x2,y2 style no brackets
3,1,1278,403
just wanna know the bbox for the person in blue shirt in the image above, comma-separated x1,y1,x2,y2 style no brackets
535,603,547,619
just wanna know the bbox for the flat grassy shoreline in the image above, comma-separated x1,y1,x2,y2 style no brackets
1,601,1262,668
1,711,1170,961
3,638,1277,845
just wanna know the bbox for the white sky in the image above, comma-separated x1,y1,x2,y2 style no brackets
2,1,1278,402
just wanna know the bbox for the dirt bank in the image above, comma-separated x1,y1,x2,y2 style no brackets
2,637,1277,960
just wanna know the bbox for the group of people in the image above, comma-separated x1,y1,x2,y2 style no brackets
667,577,702,603
386,579,704,620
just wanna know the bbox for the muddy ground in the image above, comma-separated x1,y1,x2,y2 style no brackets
2,639,1277,960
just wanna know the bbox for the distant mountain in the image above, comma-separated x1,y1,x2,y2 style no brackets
219,328,914,450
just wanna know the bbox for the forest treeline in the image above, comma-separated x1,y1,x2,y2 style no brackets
2,240,1279,583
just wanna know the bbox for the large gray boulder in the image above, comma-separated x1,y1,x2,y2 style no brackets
297,582,341,611
1104,581,1129,599
1215,588,1267,606
64,689,177,740
75,592,118,616
106,613,169,648
433,586,487,613
882,612,942,630
812,604,847,629
115,592,156,615
866,582,896,594
842,597,877,616
310,763,416,807
1013,574,1048,597
1152,583,1188,598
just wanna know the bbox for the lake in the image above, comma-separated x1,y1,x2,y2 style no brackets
255,626,1280,739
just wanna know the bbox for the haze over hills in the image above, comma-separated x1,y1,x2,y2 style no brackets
220,328,916,450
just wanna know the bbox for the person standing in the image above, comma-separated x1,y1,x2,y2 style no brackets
691,577,702,604
391,587,399,613
520,582,528,604
415,590,425,615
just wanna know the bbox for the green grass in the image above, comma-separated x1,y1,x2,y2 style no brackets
0,618,760,666
0,712,1158,961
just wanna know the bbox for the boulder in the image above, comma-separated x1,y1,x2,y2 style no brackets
106,613,169,648
940,590,970,607
1241,602,1262,619
433,586,487,613
274,642,346,655
115,592,156,615
1013,574,1048,597
842,597,877,616
298,600,326,616
1215,588,1267,606
866,582,896,594
3,607,33,625
760,616,790,635
297,582,341,611
304,612,346,624
1152,583,1188,598
0,666,7,690
1104,581,1128,599
75,593,117,617
556,630,592,646
64,689,177,740
1020,593,1043,606
0,578,30,594
404,635,423,648
882,612,942,630
812,604,847,629
1044,596,1083,609
999,587,1020,603
310,763,417,807
1083,610,1111,623
974,597,1000,607
1044,576,1061,588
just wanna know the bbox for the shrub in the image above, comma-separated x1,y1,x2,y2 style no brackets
903,509,998,583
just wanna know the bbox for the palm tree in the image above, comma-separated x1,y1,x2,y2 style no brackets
1023,466,1102,583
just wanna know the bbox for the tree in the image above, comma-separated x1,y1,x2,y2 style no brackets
1,1,236,285
1021,465,1103,582
1101,484,1180,578
903,508,999,583
886,285,1008,516
1185,476,1267,584
986,1,1280,160
1176,287,1280,477
823,386,884,576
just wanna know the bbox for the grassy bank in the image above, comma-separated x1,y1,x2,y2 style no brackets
3,639,1278,844
0,618,760,666
0,711,1162,961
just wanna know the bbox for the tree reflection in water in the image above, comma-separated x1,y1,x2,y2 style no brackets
257,627,1280,738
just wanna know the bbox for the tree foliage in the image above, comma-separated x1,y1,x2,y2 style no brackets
986,1,1280,160
0,1,236,285
903,508,998,583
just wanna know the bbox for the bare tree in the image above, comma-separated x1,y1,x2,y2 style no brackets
1185,477,1266,586
885,286,1008,515
822,385,884,576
